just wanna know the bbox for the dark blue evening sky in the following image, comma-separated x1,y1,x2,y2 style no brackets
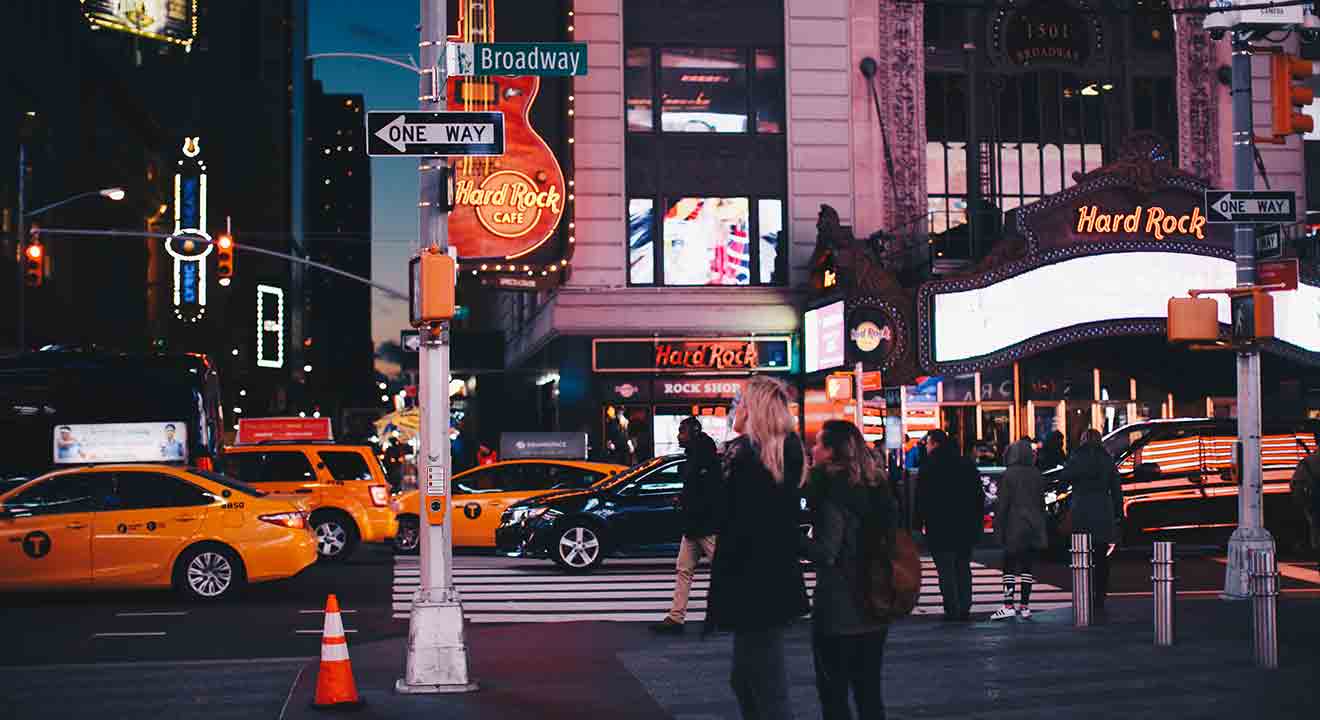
309,0,421,348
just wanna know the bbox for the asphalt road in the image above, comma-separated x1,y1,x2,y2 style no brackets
0,543,400,668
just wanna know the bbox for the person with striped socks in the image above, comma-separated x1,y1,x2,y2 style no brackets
991,438,1049,620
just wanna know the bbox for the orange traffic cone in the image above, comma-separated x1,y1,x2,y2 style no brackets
312,594,363,709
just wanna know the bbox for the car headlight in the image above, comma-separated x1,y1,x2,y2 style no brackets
504,506,557,526
1044,491,1058,506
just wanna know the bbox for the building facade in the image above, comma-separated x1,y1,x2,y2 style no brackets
482,0,1319,460
304,81,374,428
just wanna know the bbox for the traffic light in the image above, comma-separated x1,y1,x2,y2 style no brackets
215,233,234,286
23,242,44,287
1270,53,1315,138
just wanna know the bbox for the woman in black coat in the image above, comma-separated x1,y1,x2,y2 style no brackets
802,420,893,720
1061,428,1124,611
707,376,808,720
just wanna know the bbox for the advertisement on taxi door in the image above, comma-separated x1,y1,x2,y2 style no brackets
52,422,188,464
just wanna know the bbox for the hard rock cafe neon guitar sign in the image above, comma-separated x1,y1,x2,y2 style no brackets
448,0,566,261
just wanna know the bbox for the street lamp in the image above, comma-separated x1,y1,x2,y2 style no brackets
25,187,126,218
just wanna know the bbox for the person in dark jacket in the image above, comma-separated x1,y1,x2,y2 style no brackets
1036,430,1067,472
651,416,723,634
990,438,1049,620
915,429,984,621
1289,447,1319,568
802,420,893,720
707,377,808,720
1061,428,1124,612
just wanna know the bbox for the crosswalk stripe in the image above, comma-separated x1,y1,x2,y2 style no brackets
388,555,1071,623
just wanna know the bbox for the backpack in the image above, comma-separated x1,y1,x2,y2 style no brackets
853,489,922,620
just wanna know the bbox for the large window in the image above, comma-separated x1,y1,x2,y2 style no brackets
629,196,785,286
627,47,784,135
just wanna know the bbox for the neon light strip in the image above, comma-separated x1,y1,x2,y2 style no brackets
173,174,181,234
256,284,286,369
200,173,207,231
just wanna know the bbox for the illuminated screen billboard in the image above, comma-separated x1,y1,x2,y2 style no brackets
931,252,1320,365
805,300,846,373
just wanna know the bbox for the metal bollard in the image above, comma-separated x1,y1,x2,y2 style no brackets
1249,549,1279,669
1152,541,1176,646
1070,532,1093,627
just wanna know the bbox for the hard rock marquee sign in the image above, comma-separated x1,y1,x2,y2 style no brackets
593,337,793,374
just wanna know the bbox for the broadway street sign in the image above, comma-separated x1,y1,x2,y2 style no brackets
1204,190,1296,224
446,42,588,77
366,111,505,157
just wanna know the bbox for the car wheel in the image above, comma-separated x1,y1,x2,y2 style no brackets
393,515,420,555
313,512,360,561
552,524,604,572
175,544,244,601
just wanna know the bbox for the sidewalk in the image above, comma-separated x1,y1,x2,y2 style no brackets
283,596,1320,719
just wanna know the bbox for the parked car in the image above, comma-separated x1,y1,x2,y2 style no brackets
497,455,814,571
1043,418,1319,550
495,456,689,571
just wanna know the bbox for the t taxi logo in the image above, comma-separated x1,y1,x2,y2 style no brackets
463,503,482,520
454,170,564,240
21,531,51,559
1075,205,1207,241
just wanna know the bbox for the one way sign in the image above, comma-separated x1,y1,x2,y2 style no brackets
1203,190,1296,224
366,111,505,157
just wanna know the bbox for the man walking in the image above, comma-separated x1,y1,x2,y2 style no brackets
651,416,723,634
1291,444,1320,570
916,429,985,621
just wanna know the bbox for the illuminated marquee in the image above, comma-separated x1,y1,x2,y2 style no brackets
256,285,285,369
593,337,793,374
82,0,198,49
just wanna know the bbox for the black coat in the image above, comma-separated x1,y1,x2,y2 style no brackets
679,431,723,538
707,434,809,633
1062,441,1124,546
801,466,894,636
914,448,984,552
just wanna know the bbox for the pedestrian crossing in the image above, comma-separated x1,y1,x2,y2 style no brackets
390,555,1072,623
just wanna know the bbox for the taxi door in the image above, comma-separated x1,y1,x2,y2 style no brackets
92,471,212,587
0,472,109,589
229,450,323,507
450,464,532,547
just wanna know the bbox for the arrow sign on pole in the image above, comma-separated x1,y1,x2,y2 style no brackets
365,111,505,157
1203,190,1296,223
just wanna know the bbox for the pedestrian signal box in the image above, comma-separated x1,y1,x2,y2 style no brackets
409,250,457,326
1167,296,1219,342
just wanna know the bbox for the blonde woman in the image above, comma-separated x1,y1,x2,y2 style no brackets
707,376,808,720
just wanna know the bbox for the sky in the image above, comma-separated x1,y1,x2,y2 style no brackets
308,0,421,349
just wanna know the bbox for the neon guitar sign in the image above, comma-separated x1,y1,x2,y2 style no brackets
448,0,567,261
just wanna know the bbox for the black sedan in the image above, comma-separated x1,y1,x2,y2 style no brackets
495,455,688,571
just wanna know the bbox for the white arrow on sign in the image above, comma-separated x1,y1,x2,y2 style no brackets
374,115,497,152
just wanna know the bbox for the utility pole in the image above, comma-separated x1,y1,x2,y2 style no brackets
1223,30,1273,599
15,142,26,351
396,0,476,692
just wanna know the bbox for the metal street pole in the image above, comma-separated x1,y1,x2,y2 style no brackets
397,0,475,693
15,143,26,351
1223,30,1274,599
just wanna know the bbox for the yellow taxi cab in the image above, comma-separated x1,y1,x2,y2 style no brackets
0,464,317,601
222,439,397,562
392,459,626,552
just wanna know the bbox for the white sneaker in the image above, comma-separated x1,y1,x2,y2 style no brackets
990,606,1016,621
1018,608,1033,619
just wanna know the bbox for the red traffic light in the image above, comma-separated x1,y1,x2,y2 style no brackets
1271,53,1316,138
217,234,233,250
24,243,43,261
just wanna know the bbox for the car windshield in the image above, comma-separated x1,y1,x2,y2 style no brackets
190,469,267,497
1102,426,1152,461
595,456,671,490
